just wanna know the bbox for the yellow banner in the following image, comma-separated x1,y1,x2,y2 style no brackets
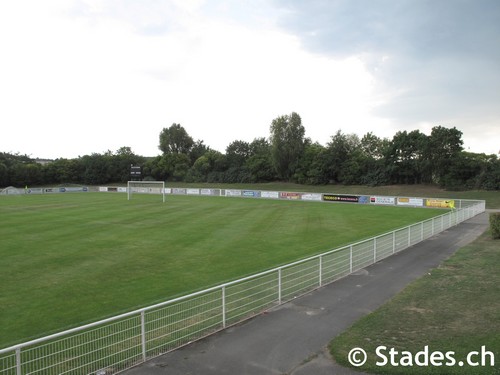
426,199,455,208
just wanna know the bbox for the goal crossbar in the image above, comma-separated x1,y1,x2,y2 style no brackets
127,181,165,203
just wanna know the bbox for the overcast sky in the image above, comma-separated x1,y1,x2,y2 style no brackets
1,0,499,159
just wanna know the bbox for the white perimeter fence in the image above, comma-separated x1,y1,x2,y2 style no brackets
0,192,485,375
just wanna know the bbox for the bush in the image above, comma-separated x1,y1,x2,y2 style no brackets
490,212,500,239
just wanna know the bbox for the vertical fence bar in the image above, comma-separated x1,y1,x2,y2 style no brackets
349,245,353,273
393,231,396,254
421,222,424,241
278,268,282,304
374,237,377,263
141,311,147,362
319,256,323,287
16,348,21,375
222,286,226,328
408,226,411,247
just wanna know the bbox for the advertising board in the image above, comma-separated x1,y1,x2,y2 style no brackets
280,192,302,200
172,188,187,195
370,196,396,205
397,197,424,207
323,194,360,203
243,190,260,198
301,193,322,201
261,191,280,199
425,199,455,208
201,189,219,196
225,189,242,197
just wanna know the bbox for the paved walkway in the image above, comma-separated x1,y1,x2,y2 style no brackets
123,212,491,375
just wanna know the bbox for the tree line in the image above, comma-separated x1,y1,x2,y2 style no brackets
1,113,499,190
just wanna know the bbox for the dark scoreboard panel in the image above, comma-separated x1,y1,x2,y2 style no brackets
130,165,142,180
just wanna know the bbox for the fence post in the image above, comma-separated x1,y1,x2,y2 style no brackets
408,226,411,247
421,222,424,241
350,245,353,273
16,347,21,375
393,231,396,253
374,237,377,263
222,286,226,328
278,268,282,304
319,256,323,287
140,311,147,362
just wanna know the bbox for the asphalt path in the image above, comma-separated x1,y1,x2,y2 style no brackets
123,211,491,375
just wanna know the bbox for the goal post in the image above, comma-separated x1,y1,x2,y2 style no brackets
127,181,166,203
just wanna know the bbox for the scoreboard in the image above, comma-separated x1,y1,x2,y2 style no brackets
130,165,142,181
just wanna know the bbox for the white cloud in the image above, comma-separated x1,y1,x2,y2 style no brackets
1,0,496,159
1,0,385,158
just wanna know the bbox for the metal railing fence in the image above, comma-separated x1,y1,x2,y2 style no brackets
0,201,485,375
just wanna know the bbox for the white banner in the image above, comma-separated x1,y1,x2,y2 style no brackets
187,188,200,195
370,196,396,205
225,189,242,197
261,191,280,199
397,197,424,207
302,193,322,201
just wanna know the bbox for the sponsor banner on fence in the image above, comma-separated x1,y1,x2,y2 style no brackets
172,188,187,195
26,188,44,194
426,199,455,209
323,194,360,203
371,196,396,205
280,192,302,200
118,187,127,193
64,187,88,192
200,188,218,196
397,197,424,207
225,189,242,197
243,190,260,198
186,188,200,195
301,193,322,201
261,191,280,199
359,196,370,204
99,187,108,192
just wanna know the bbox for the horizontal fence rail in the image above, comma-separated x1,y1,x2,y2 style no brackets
0,198,485,375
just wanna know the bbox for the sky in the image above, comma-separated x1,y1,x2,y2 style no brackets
1,0,499,159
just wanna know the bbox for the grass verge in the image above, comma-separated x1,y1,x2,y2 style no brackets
329,229,500,374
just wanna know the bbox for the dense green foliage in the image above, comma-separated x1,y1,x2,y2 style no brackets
0,193,441,347
490,212,500,239
1,114,499,189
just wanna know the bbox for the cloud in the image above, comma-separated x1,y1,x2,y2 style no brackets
273,0,500,153
0,0,497,158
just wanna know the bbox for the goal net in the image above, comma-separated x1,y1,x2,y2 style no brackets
127,181,166,203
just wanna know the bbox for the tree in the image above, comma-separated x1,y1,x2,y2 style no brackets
424,126,463,184
189,140,210,165
226,140,251,168
323,130,355,184
159,123,194,155
245,138,276,182
293,141,328,185
269,112,305,180
385,130,427,184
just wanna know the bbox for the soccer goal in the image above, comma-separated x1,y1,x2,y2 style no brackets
127,181,166,202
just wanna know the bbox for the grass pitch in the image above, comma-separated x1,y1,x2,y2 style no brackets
0,192,442,347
